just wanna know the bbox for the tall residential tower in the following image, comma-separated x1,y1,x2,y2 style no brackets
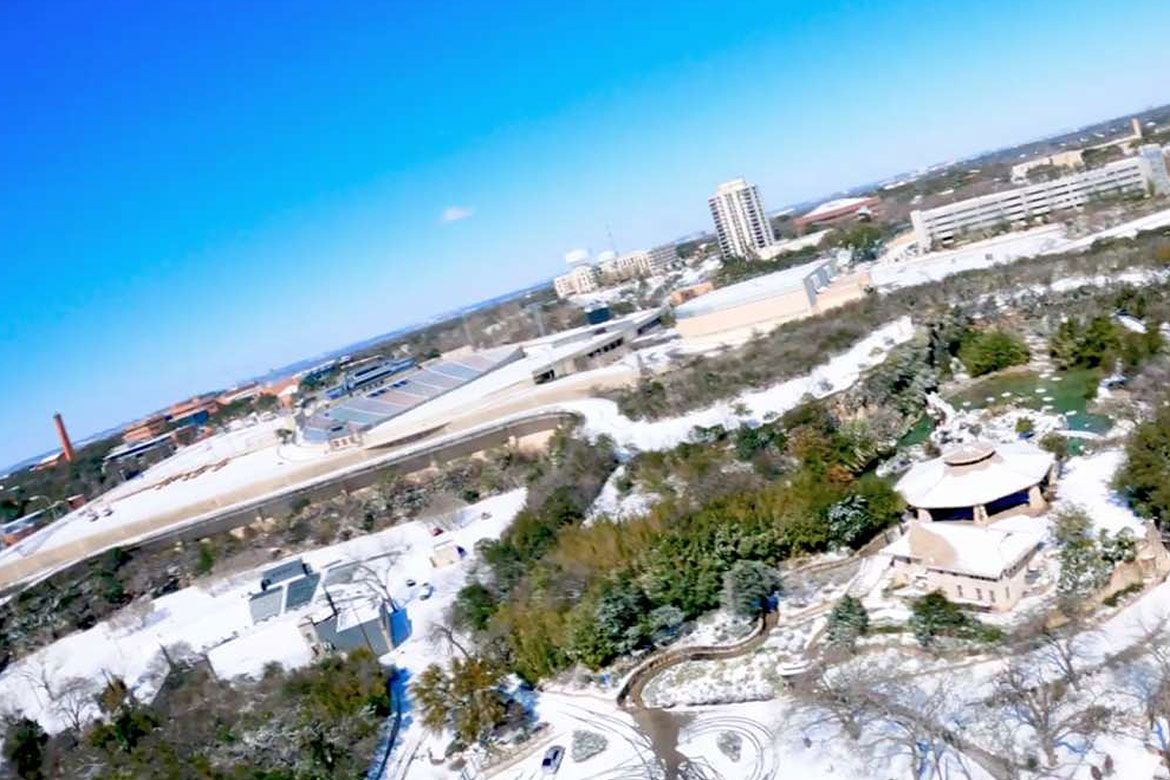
708,177,775,259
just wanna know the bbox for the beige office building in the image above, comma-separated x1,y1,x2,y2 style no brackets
708,177,776,259
553,264,601,298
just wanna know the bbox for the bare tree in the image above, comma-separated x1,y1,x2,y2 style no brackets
788,662,879,741
1033,624,1094,692
427,621,470,660
993,659,1112,768
53,676,97,733
789,663,980,779
17,656,62,711
1113,620,1170,771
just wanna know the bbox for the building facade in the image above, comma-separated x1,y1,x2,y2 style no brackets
553,264,600,298
673,258,869,342
597,250,651,283
1140,143,1170,197
646,244,676,275
911,149,1170,248
708,178,776,259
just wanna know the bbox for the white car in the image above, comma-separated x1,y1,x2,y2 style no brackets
541,745,564,774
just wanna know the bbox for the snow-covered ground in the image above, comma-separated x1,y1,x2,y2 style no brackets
871,226,1068,290
0,417,334,564
871,205,1170,293
0,490,526,734
561,316,915,453
586,465,656,522
1054,449,1145,536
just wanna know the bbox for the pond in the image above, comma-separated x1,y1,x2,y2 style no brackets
946,368,1112,435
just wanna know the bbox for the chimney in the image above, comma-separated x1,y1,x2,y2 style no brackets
53,412,76,463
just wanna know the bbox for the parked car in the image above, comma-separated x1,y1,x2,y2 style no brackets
405,578,416,588
541,745,564,774
430,527,444,536
419,582,434,600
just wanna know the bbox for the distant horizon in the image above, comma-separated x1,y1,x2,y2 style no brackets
3,0,1169,467
4,93,1167,474
4,95,1166,474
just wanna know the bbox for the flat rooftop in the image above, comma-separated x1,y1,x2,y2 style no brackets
675,258,832,319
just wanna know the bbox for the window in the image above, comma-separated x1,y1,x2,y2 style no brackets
975,588,983,601
989,590,996,604
956,584,963,598
1005,587,1010,600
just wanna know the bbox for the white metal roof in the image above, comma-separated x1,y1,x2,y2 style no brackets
885,521,1042,579
674,258,830,319
895,441,1053,509
800,197,873,220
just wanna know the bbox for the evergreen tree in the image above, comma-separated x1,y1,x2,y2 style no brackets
826,595,869,648
958,329,1030,377
648,605,686,647
3,717,47,780
909,591,970,647
1116,403,1170,526
1053,508,1112,614
827,495,870,549
721,561,781,617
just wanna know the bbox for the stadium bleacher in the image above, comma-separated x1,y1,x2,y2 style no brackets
301,346,521,443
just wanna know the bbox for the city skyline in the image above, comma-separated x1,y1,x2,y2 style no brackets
3,0,1170,467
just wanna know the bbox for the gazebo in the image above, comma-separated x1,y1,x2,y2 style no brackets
896,441,1056,525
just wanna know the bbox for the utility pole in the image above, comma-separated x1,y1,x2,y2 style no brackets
605,223,618,255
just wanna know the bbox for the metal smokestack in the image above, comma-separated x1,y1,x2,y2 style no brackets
53,412,76,463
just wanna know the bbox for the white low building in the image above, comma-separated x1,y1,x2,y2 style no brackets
884,441,1056,611
896,441,1056,524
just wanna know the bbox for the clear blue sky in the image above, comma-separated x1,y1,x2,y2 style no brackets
2,0,1169,467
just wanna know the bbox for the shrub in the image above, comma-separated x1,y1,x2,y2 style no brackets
1039,432,1070,460
958,329,1030,377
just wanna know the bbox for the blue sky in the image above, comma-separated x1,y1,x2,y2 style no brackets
2,0,1169,467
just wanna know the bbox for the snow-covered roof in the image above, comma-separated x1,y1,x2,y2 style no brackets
798,197,874,221
895,441,1054,509
885,521,1043,579
674,258,831,319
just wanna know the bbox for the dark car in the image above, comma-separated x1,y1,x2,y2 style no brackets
541,745,564,774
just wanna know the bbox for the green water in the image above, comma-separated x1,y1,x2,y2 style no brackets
898,414,935,447
946,368,1112,434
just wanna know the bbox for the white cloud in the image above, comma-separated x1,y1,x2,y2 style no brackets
440,205,474,223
